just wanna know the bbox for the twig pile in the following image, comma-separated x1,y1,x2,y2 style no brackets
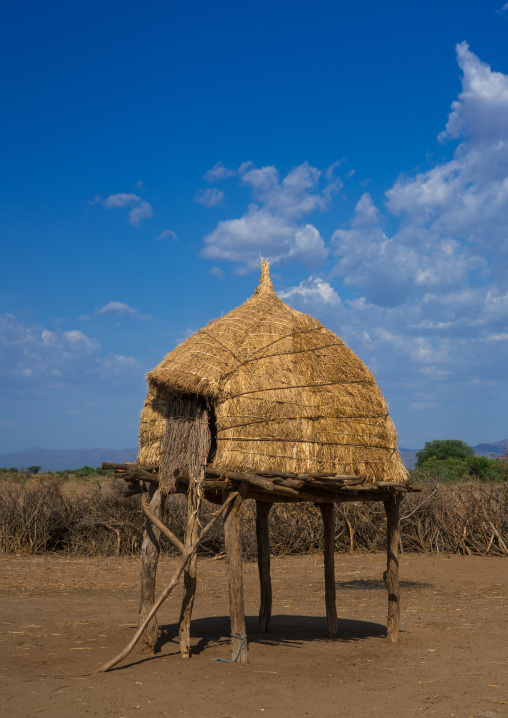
1,478,506,557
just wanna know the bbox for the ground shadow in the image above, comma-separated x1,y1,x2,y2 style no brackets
155,613,386,656
338,578,432,590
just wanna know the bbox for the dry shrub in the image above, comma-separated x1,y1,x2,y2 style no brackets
0,481,70,553
0,478,506,557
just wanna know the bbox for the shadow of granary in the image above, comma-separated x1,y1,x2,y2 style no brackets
155,613,387,656
338,578,433,591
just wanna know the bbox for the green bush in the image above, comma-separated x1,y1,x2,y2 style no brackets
416,439,475,467
74,465,98,478
414,454,507,482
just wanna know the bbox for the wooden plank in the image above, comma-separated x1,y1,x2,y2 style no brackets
272,477,305,489
255,501,273,633
318,503,338,637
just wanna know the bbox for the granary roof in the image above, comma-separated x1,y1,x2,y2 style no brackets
140,261,407,483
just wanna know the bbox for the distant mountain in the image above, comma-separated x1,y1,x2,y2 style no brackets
398,449,418,470
1,439,506,473
0,448,137,472
472,440,508,458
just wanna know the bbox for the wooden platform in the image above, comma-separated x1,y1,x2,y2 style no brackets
98,462,420,671
103,462,420,503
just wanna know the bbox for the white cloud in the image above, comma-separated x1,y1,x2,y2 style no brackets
203,206,328,266
273,45,508,407
279,276,341,306
202,162,336,267
332,45,508,306
204,162,237,181
0,314,143,399
102,193,153,225
239,162,337,221
410,401,438,411
438,42,508,144
195,188,224,207
209,266,225,280
80,302,152,321
156,229,178,242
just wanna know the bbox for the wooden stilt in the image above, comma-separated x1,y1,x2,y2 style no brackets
179,487,200,658
139,485,165,651
255,500,272,633
97,492,237,673
223,488,248,663
383,492,401,643
318,503,338,637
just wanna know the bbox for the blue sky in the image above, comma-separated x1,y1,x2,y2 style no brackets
1,0,508,452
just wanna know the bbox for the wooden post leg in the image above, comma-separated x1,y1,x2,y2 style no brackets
383,493,401,643
223,489,248,664
318,503,338,637
139,485,165,651
255,501,272,633
179,488,200,658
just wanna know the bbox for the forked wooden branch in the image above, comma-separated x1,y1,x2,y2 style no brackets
95,492,238,673
140,486,184,552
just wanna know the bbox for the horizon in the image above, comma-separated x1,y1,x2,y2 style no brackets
1,1,508,452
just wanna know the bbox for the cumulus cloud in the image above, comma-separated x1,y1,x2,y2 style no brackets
204,162,237,182
80,301,152,321
195,188,224,207
209,266,225,280
95,301,152,320
156,229,178,242
279,276,341,306
203,206,328,266
332,44,508,303
438,42,508,144
276,44,508,410
0,314,143,399
101,193,153,225
202,162,337,267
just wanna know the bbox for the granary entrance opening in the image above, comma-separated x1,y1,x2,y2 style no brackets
206,401,217,464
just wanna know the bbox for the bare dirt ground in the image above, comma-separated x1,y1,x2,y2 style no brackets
1,553,507,718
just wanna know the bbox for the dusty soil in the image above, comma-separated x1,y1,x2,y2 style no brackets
1,553,507,718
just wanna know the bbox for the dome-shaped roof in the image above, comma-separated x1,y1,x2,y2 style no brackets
139,261,406,484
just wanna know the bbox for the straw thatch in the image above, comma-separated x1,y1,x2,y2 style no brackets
138,261,407,489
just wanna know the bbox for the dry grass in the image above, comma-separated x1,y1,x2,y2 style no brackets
1,477,506,558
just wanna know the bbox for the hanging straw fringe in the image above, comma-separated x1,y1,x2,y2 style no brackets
158,397,211,494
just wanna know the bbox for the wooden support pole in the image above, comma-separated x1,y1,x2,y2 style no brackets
140,496,184,552
179,486,200,658
96,492,237,673
255,501,272,633
318,503,338,637
223,488,248,664
383,492,402,643
139,485,165,652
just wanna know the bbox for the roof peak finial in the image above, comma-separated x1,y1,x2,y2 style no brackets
256,258,274,294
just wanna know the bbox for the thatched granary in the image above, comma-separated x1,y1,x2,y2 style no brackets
138,260,406,488
99,261,415,673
